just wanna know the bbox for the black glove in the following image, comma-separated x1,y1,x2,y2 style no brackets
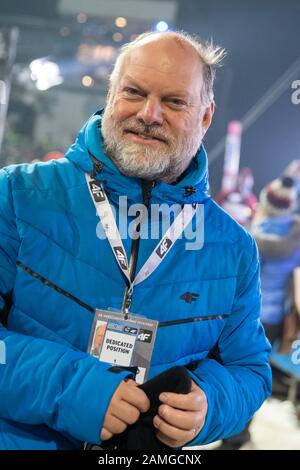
101,365,192,450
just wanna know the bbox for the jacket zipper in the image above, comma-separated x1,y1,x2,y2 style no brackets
121,180,154,316
16,261,228,327
159,314,229,328
16,260,94,313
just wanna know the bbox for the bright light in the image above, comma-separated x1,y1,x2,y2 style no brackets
82,75,94,87
113,32,123,42
30,58,63,91
155,21,169,32
115,17,127,28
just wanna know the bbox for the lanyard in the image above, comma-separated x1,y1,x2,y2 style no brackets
86,173,198,296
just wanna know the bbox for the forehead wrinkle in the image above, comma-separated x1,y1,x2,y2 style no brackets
125,63,175,76
127,56,202,78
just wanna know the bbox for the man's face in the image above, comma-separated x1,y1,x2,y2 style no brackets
102,37,213,183
94,324,106,350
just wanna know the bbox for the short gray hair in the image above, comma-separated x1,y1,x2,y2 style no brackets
109,30,226,108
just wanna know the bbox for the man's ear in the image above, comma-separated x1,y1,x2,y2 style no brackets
202,102,215,135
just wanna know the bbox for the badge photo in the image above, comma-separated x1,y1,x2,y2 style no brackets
90,320,107,357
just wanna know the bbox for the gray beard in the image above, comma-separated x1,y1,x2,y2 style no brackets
104,138,189,182
101,108,202,183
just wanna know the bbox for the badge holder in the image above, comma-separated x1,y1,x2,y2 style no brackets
88,309,158,384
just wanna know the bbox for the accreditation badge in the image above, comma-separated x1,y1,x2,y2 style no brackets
88,310,158,384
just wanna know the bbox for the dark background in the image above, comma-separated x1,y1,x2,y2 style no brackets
0,0,299,195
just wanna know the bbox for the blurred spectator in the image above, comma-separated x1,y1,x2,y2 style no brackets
252,176,300,343
284,159,300,181
284,160,300,212
219,176,300,450
215,167,257,229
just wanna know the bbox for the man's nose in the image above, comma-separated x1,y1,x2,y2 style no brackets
136,98,163,126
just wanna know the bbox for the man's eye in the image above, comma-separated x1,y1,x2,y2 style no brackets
123,87,141,96
168,99,186,107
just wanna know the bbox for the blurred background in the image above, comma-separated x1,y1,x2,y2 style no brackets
0,0,299,195
0,0,300,450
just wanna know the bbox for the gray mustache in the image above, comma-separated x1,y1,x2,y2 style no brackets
124,126,168,142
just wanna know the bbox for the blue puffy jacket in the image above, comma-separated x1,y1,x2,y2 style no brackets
0,112,271,449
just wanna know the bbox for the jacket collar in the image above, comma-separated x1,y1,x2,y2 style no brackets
65,110,211,206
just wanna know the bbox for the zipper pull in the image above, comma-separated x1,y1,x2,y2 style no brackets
94,160,104,173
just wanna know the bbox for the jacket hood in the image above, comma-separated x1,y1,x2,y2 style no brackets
65,110,210,206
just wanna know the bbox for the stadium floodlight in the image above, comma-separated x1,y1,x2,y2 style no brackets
30,58,64,91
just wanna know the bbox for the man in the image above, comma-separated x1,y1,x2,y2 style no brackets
0,31,271,450
91,323,106,356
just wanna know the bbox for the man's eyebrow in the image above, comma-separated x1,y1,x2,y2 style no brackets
121,77,146,90
121,77,191,99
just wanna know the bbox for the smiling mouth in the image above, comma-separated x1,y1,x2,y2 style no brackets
124,129,166,143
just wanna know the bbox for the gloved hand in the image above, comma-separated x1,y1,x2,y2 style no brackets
101,366,192,450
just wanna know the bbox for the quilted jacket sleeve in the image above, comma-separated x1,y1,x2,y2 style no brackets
0,168,130,445
187,235,272,445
